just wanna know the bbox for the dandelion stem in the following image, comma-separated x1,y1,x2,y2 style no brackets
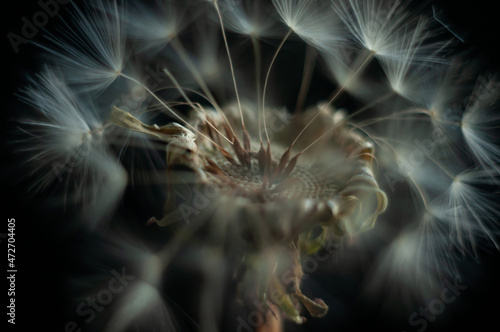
213,0,245,132
291,51,375,147
171,37,236,141
252,36,263,141
370,132,457,182
262,29,292,143
118,73,223,148
359,132,432,209
426,154,456,181
326,50,375,106
295,46,318,114
299,91,393,155
162,67,233,144
408,173,429,209
343,91,396,124
355,108,434,129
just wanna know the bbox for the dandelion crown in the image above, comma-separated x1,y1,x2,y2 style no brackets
15,0,500,330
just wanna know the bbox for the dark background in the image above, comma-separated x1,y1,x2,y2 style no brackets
2,1,500,331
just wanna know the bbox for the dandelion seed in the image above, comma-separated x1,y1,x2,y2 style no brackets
332,0,409,58
441,169,500,252
39,0,126,93
273,0,343,51
17,68,126,224
461,77,500,174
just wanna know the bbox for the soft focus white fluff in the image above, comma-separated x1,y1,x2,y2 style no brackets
18,68,127,225
273,0,344,51
40,0,126,93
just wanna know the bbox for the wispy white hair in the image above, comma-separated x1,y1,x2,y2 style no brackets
39,0,126,93
218,0,281,38
273,0,344,51
461,76,500,174
18,68,126,225
124,0,191,54
332,0,443,61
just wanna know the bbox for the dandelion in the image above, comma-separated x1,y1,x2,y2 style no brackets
11,0,500,331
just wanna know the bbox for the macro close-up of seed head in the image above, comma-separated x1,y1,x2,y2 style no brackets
3,0,500,331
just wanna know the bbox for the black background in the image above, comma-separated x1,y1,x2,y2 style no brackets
2,1,500,331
